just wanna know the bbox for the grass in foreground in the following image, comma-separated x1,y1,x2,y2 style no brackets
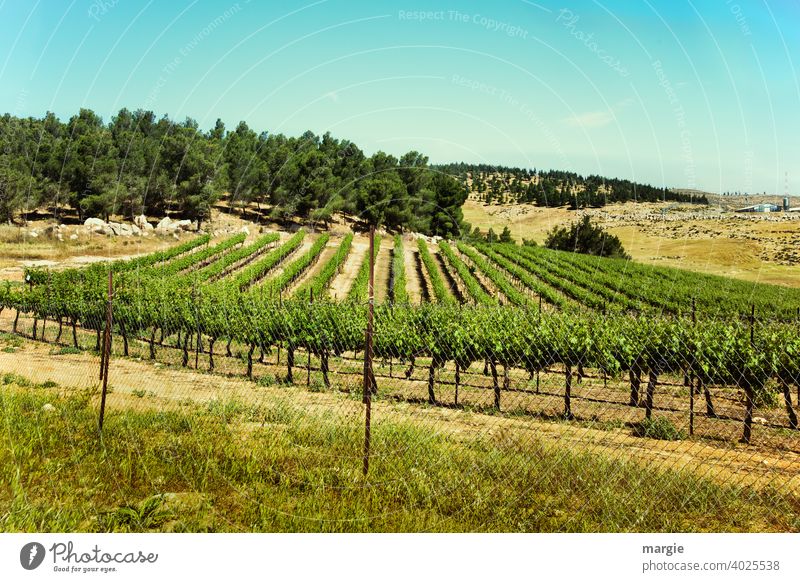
0,382,797,532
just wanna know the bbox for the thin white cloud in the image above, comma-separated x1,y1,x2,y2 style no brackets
565,110,614,128
565,97,634,128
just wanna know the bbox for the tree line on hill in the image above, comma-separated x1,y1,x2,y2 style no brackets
435,162,709,208
0,108,468,235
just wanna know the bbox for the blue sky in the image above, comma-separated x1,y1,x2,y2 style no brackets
1,0,798,194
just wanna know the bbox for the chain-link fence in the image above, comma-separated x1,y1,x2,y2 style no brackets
1,232,799,532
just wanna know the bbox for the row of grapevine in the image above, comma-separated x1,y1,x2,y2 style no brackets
535,247,673,313
513,245,640,312
115,233,212,272
347,234,382,302
490,244,609,310
192,233,280,282
416,239,454,304
547,245,800,319
23,234,212,286
438,241,495,305
255,233,332,298
154,233,246,277
294,233,354,302
456,242,528,307
389,235,408,304
5,274,798,438
228,230,306,291
475,245,569,309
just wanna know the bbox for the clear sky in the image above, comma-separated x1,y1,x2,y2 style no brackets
1,0,798,195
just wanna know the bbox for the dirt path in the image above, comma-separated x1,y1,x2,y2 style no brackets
285,237,337,296
454,245,506,303
432,245,464,303
252,236,313,290
1,339,798,495
374,238,392,304
328,237,368,301
404,239,424,304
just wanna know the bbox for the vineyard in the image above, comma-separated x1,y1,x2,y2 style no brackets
2,228,799,455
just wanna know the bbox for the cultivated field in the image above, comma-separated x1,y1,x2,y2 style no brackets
2,209,799,532
463,198,800,287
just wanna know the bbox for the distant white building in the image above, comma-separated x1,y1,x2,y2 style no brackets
735,203,781,213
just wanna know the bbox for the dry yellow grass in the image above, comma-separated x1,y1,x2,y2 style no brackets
462,200,800,288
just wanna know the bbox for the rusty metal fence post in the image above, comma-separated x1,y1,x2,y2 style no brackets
362,225,375,476
98,270,113,432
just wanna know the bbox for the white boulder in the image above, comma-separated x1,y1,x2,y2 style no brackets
133,215,152,230
43,224,61,237
84,217,106,228
155,216,179,235
115,223,133,236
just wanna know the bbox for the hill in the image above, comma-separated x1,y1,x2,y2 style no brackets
434,162,709,208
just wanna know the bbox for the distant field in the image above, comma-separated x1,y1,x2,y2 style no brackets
462,199,800,288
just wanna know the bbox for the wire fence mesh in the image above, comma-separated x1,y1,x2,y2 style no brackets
1,231,799,532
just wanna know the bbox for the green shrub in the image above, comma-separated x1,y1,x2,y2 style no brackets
638,417,684,441
257,374,276,387
308,378,326,393
54,346,82,355
2,373,32,387
752,387,780,409
545,215,629,259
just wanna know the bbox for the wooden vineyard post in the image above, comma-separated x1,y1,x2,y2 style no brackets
780,377,798,430
98,270,113,432
362,225,376,477
644,367,657,421
276,291,282,365
194,282,201,369
427,359,437,405
490,360,500,410
564,363,573,420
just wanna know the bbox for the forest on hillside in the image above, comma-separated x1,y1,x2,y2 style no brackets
0,109,467,236
436,162,709,208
